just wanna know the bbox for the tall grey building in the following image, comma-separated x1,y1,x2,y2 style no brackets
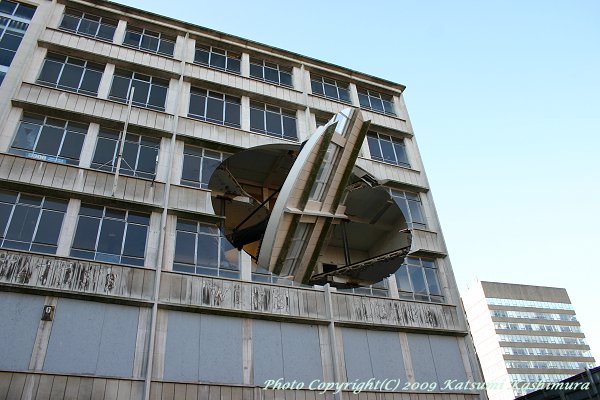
0,0,486,399
463,281,596,400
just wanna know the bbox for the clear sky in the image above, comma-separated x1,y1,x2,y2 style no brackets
114,0,600,361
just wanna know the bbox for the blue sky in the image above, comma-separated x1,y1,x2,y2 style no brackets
114,0,600,360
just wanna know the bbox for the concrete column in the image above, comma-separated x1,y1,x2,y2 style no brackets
22,46,46,84
47,2,65,29
398,332,415,383
296,108,310,142
178,80,191,117
97,63,115,99
145,211,163,269
173,35,186,61
56,199,80,257
155,136,172,183
160,215,177,272
241,96,250,131
164,78,180,115
0,107,22,152
78,122,100,168
133,307,152,379
240,52,250,77
240,252,252,281
185,37,196,63
114,19,127,45
387,276,400,299
242,319,252,384
169,139,184,185
348,82,360,107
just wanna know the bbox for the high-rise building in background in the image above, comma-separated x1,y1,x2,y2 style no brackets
463,281,596,400
0,0,487,399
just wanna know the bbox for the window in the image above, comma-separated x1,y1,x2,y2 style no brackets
315,115,331,128
250,101,297,140
109,69,168,111
490,309,578,322
181,145,228,189
310,75,350,103
0,0,35,84
70,204,150,266
389,189,426,228
0,190,67,254
395,257,442,302
194,44,240,73
188,88,240,128
123,25,174,56
59,9,116,41
10,113,87,165
487,298,575,310
341,280,390,297
366,131,409,167
90,129,160,179
250,58,292,87
37,53,104,95
173,219,239,278
357,88,395,115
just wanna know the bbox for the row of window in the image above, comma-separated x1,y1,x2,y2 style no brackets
487,298,575,310
0,189,439,297
498,334,588,345
0,0,35,84
505,360,594,371
490,309,578,321
495,321,582,333
501,347,593,358
9,114,426,224
509,373,572,383
57,10,397,115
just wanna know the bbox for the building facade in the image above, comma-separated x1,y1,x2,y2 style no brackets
0,0,486,399
463,281,596,400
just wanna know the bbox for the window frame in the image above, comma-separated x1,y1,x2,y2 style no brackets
108,69,169,111
58,9,117,41
0,0,35,83
10,113,88,165
90,128,161,179
357,88,396,115
37,52,104,95
194,43,240,74
122,25,175,57
0,190,68,254
366,131,410,167
180,145,228,189
310,74,351,103
70,204,150,266
249,101,298,140
173,218,240,278
249,57,293,87
395,256,443,303
188,87,241,128
389,189,426,229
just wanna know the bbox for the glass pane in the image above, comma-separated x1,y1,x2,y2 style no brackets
224,102,240,127
78,19,99,36
79,69,102,94
97,218,125,254
131,80,150,106
12,122,39,150
158,40,174,56
43,198,68,212
38,59,62,84
282,116,297,140
264,67,278,83
140,35,159,52
367,135,382,160
174,231,195,265
97,24,116,40
393,141,409,166
5,204,39,242
249,108,265,132
358,93,370,108
383,100,395,115
15,4,35,19
109,75,130,101
57,63,83,90
92,137,117,169
33,210,63,245
181,154,200,183
424,268,441,296
210,53,226,69
194,48,209,64
123,30,141,47
370,96,384,112
205,96,223,123
338,87,350,103
0,203,13,238
60,14,79,31
249,63,262,79
408,199,425,225
59,131,84,162
396,265,411,292
311,80,322,95
197,234,219,268
136,145,158,174
121,141,138,174
379,138,396,163
72,217,99,251
227,57,240,73
36,126,63,156
201,157,220,185
408,266,427,294
324,82,337,98
280,71,292,87
1,32,23,51
148,84,167,110
265,111,282,136
122,223,147,257
189,92,206,118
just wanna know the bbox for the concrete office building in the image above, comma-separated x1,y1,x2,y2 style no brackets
0,0,486,399
463,281,596,400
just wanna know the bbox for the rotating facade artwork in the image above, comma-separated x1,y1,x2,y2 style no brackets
209,108,412,288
